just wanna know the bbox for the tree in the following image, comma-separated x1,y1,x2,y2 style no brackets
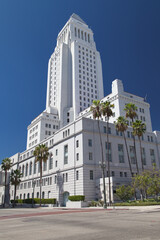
90,100,107,208
33,144,49,207
132,172,150,201
132,120,146,171
115,116,132,177
10,169,22,207
116,185,134,202
124,103,139,174
147,167,160,200
1,158,12,207
101,101,114,205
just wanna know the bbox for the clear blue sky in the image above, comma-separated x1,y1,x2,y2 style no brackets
0,0,160,162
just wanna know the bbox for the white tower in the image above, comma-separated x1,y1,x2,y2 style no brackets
46,13,104,127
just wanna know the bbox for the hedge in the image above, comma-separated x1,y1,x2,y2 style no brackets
11,198,56,204
68,195,85,201
114,200,160,206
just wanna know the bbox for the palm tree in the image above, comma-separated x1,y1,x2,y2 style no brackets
115,116,133,177
1,158,12,207
124,103,139,174
90,100,107,208
132,120,146,172
10,169,22,207
101,101,114,205
34,144,49,207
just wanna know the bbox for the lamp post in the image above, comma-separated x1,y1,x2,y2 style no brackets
32,179,36,208
99,161,107,209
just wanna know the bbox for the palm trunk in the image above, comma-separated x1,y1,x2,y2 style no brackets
97,120,107,208
123,132,132,177
13,185,16,208
107,120,111,206
139,136,144,172
40,160,42,207
132,119,139,174
4,170,7,208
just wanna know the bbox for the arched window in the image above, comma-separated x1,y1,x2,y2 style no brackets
42,191,45,199
37,192,39,198
78,29,80,38
48,191,51,198
23,193,26,199
27,193,30,199
81,31,83,40
88,34,90,43
34,161,36,174
29,162,32,175
20,194,22,199
85,32,87,41
25,163,28,176
75,27,77,37
19,166,21,173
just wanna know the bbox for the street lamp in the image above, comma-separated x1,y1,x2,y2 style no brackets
99,161,107,209
32,179,36,208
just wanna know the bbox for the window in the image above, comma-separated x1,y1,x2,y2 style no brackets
111,171,115,177
124,172,127,177
49,155,53,170
151,136,153,142
88,139,92,147
56,149,58,156
105,142,112,162
142,148,146,165
89,152,93,160
25,164,28,176
64,145,68,164
104,126,107,133
90,170,93,180
34,161,36,174
29,162,32,175
76,170,79,180
66,173,68,182
43,161,47,171
38,162,40,173
76,153,79,161
108,127,111,134
55,160,58,167
120,172,123,177
130,146,136,164
54,175,57,184
118,144,125,163
148,136,150,142
150,149,156,164
76,140,79,148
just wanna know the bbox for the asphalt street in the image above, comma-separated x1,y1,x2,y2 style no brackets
0,207,160,240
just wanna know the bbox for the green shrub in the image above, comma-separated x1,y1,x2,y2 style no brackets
68,195,85,201
114,200,160,206
89,200,98,207
11,198,56,204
